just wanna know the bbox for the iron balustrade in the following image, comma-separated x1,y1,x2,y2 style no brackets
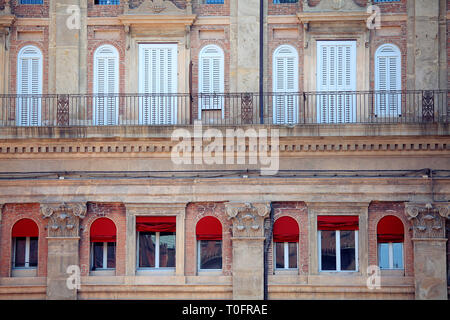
0,90,448,127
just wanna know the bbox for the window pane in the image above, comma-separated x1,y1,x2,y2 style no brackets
392,242,403,269
92,242,104,270
159,232,176,268
340,231,356,271
29,237,38,267
321,231,336,271
199,240,222,270
107,242,116,269
14,237,26,268
378,243,390,269
275,242,285,269
288,242,297,269
139,232,155,268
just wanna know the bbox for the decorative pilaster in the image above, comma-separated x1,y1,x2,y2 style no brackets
225,202,270,300
405,202,449,300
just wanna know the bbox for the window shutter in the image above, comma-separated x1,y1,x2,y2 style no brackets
199,45,224,115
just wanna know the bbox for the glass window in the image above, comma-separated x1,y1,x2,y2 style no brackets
138,232,175,269
204,0,224,3
319,230,358,272
378,242,403,270
340,231,356,271
275,242,297,270
95,0,120,4
20,0,43,4
273,0,298,3
13,237,38,269
198,240,222,270
91,242,116,270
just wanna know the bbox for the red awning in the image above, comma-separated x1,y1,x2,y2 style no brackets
196,216,222,241
90,217,117,242
377,215,404,243
12,219,39,238
273,216,299,242
136,216,176,233
317,215,359,231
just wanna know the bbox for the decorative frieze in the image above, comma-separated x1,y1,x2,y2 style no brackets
40,203,87,237
225,202,270,238
405,203,449,239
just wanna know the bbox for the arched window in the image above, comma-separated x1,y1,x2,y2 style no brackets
273,216,299,270
198,45,225,118
93,45,119,125
12,219,39,269
377,215,404,270
375,44,402,117
90,217,117,270
17,45,43,126
272,45,298,124
196,216,222,271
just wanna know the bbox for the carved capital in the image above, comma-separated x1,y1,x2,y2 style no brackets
405,203,449,239
40,203,87,237
225,202,270,238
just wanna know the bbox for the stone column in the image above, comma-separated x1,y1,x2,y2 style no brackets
225,202,270,300
40,203,87,300
405,203,449,300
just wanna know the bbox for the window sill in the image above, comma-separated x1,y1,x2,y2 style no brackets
380,269,405,277
11,268,37,277
90,270,115,277
136,269,175,276
274,269,298,275
198,270,223,276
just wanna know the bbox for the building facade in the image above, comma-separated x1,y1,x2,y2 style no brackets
0,0,449,300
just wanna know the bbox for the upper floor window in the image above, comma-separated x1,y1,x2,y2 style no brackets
203,0,224,4
196,216,222,271
199,44,225,115
17,45,43,126
12,219,39,269
375,43,402,117
19,0,43,4
272,45,298,125
273,216,299,270
377,215,404,270
95,0,120,4
317,215,359,272
93,45,119,125
373,0,400,2
136,216,176,269
90,217,117,271
273,0,298,3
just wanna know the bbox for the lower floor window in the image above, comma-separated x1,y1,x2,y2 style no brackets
138,232,176,268
198,240,222,270
378,242,403,270
319,230,358,272
91,242,116,270
275,242,297,270
13,237,38,268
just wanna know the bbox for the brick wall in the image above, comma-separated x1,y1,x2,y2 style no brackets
193,0,229,16
185,202,232,276
368,201,414,277
268,1,301,16
0,203,48,277
88,0,124,17
79,202,127,276
268,202,308,275
11,0,49,18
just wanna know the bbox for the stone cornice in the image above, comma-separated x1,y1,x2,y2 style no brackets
0,15,14,28
297,11,371,25
118,14,196,27
124,202,187,216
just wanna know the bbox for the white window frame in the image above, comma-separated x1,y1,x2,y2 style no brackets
90,241,115,270
374,43,402,117
274,241,298,270
12,236,37,269
378,242,404,270
136,231,176,270
16,45,43,126
318,230,359,272
272,44,299,125
93,44,119,125
198,44,225,118
197,240,223,272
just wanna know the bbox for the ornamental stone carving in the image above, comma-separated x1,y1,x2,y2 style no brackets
225,202,270,238
124,0,192,15
405,203,449,239
40,203,87,237
303,0,369,12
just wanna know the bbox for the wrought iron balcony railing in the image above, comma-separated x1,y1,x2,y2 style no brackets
0,90,448,127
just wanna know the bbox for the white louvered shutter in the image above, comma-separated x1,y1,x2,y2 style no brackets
17,46,42,126
139,44,178,125
375,44,401,116
317,41,356,124
199,45,224,116
273,45,298,124
94,45,119,125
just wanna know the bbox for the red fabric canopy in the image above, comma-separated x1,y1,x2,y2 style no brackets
12,218,39,238
317,215,359,231
196,216,222,241
273,216,299,242
377,215,404,243
90,217,117,242
136,216,176,233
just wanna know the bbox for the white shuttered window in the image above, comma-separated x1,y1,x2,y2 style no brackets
94,45,119,125
375,44,401,117
317,41,356,124
17,46,43,126
272,45,298,124
199,45,224,118
138,43,178,125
